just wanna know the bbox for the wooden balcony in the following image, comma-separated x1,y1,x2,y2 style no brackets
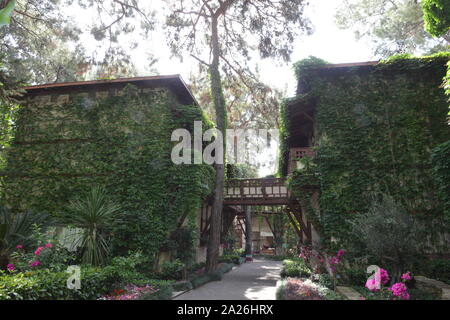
224,178,289,205
288,147,315,174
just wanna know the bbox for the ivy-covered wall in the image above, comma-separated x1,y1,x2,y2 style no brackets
2,84,215,259
283,53,450,250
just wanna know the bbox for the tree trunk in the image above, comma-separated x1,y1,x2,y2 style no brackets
273,214,285,256
205,16,226,274
244,206,252,257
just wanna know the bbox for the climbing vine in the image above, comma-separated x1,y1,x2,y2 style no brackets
2,85,215,260
283,53,450,250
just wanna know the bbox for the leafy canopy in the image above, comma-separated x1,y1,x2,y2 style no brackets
422,0,450,37
335,0,450,57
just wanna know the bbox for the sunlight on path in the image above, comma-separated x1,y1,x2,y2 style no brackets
174,258,282,300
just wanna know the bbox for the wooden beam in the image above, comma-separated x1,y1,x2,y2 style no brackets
264,216,275,236
286,211,302,239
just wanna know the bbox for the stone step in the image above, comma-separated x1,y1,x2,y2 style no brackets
415,276,450,300
336,286,364,300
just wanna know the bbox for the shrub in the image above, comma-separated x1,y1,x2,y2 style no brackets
99,284,159,300
280,258,312,278
190,274,215,288
172,280,193,292
156,259,184,280
340,268,368,286
0,266,115,300
61,186,122,266
311,273,333,289
218,254,240,265
283,278,324,300
9,239,76,273
351,195,425,282
275,281,286,300
99,280,174,300
415,258,450,284
0,205,48,269
102,251,153,284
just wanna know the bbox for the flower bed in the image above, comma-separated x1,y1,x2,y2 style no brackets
277,278,343,300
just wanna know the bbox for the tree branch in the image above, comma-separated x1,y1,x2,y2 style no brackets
190,54,210,67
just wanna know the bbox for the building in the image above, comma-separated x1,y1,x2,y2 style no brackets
2,75,215,263
280,55,450,248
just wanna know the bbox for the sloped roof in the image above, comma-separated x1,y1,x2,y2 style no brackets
23,74,198,106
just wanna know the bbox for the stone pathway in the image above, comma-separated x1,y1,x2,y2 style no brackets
175,258,282,300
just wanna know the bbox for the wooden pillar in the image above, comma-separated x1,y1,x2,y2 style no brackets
244,206,253,261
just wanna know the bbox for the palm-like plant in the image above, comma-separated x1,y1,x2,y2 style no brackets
64,186,121,266
0,205,47,269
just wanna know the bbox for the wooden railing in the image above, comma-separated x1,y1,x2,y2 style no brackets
288,147,315,174
224,178,289,205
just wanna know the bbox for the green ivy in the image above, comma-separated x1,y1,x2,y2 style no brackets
432,140,450,223
2,85,215,260
283,53,450,250
422,0,450,37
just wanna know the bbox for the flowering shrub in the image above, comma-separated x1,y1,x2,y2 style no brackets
284,278,324,300
365,268,390,292
9,241,75,272
281,258,312,278
389,282,410,300
363,268,413,300
99,284,159,300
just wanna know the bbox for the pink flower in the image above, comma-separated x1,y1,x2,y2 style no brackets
330,257,340,265
365,278,380,291
6,264,15,272
29,260,41,268
389,282,409,300
337,249,345,257
401,271,412,281
34,246,44,256
379,268,389,285
16,245,23,249
45,243,53,248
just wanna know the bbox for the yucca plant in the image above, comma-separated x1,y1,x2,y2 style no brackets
0,205,47,269
64,186,121,266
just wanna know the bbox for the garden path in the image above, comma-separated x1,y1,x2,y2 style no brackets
174,258,282,300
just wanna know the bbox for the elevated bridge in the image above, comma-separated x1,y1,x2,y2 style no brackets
219,177,316,244
223,178,291,206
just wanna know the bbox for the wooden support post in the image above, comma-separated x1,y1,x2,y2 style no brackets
244,206,253,261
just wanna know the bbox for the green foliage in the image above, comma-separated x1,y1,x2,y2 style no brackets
414,258,450,284
102,251,154,284
10,240,76,273
311,273,333,289
423,0,450,37
218,254,241,265
339,268,368,286
351,195,425,279
3,86,215,262
284,53,450,254
280,258,312,278
226,164,258,179
275,280,286,300
432,140,450,222
335,0,449,57
156,259,184,281
0,205,47,268
0,1,16,27
166,226,197,267
0,266,115,300
62,186,121,266
293,56,329,81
